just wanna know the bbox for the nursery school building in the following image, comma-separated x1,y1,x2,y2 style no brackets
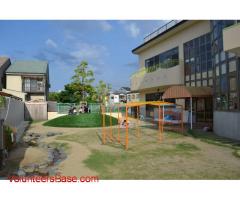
130,20,240,140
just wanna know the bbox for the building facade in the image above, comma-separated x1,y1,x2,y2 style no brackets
2,60,50,101
131,20,240,140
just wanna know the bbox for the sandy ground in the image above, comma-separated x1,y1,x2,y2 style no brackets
26,122,98,177
2,121,240,179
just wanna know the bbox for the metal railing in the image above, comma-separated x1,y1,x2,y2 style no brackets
130,59,182,78
144,20,182,42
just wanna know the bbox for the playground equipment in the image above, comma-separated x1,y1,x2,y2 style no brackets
101,101,184,150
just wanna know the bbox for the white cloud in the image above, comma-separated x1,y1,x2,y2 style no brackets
70,42,109,61
121,21,140,38
99,21,112,31
45,39,58,48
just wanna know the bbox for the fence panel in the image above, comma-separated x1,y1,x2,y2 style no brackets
48,101,57,112
89,103,101,113
25,102,48,121
57,103,76,114
56,103,101,114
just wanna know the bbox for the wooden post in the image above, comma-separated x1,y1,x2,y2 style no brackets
125,106,129,150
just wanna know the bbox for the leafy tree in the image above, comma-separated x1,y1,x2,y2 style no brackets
56,82,97,103
71,61,95,101
95,80,112,104
48,92,60,102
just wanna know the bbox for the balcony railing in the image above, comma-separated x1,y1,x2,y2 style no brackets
23,87,45,93
131,59,181,78
144,20,182,42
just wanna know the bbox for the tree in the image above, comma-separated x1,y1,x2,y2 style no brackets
71,61,95,101
95,80,112,104
48,92,60,102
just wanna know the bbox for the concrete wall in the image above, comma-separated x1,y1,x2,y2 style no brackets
25,102,48,121
0,97,25,129
131,64,184,91
214,111,240,140
30,94,45,101
6,75,22,91
223,22,240,56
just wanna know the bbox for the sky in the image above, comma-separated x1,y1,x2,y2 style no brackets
0,20,167,91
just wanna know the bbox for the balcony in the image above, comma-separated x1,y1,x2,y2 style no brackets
223,22,240,56
130,60,184,91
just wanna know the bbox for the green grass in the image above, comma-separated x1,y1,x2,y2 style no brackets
83,142,200,179
43,113,118,128
187,129,240,150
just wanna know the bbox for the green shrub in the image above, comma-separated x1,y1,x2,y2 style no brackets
3,126,14,150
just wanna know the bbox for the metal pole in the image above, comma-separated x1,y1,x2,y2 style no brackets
125,106,129,150
190,97,193,130
117,104,120,143
137,106,140,138
158,105,162,141
110,106,113,141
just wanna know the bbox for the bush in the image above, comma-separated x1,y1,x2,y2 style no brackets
3,126,14,151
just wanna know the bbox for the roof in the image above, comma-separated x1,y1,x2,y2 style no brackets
6,60,48,74
162,85,212,99
0,91,22,101
0,57,10,67
132,20,188,54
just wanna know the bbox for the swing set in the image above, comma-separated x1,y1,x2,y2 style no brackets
101,101,184,150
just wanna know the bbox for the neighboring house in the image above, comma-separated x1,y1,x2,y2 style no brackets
131,20,240,140
0,57,11,90
108,87,130,105
2,60,50,101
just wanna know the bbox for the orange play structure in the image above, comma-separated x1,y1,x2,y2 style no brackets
101,101,184,150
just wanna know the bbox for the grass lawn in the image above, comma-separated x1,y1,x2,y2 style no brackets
43,113,118,128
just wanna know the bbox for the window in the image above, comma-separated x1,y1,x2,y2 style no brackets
220,94,228,110
23,77,44,92
202,80,207,86
229,92,238,110
221,75,228,93
24,78,30,92
209,79,213,86
229,77,236,91
196,80,201,86
215,54,219,64
229,60,237,72
211,21,240,111
215,65,220,77
228,52,235,58
184,32,212,87
220,51,226,62
145,47,179,72
221,63,226,74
